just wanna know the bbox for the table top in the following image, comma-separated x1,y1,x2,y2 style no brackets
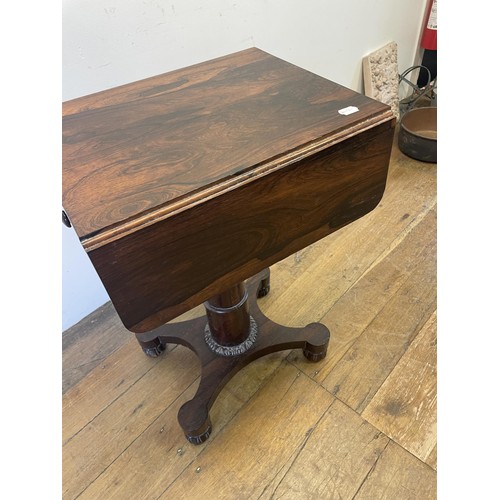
62,48,392,249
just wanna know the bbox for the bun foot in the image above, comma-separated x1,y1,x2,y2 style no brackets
302,323,329,362
178,401,212,445
256,270,271,298
185,422,212,445
143,344,166,357
137,338,166,357
303,345,327,362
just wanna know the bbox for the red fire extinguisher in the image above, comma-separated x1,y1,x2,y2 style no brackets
421,0,437,50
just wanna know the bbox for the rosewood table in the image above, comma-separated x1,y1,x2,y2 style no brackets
62,48,395,444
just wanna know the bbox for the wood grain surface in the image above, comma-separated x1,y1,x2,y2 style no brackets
63,47,392,243
268,398,389,499
354,441,436,499
362,311,437,466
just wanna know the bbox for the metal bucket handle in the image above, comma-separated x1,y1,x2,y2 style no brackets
398,65,435,119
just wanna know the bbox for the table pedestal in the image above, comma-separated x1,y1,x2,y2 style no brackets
135,269,330,444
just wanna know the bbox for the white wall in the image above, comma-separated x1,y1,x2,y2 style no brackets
62,0,428,331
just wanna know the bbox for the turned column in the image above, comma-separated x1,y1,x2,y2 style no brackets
203,282,258,356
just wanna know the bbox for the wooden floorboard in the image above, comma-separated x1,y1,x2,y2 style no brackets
62,302,133,394
63,134,437,499
362,311,437,467
353,440,436,500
